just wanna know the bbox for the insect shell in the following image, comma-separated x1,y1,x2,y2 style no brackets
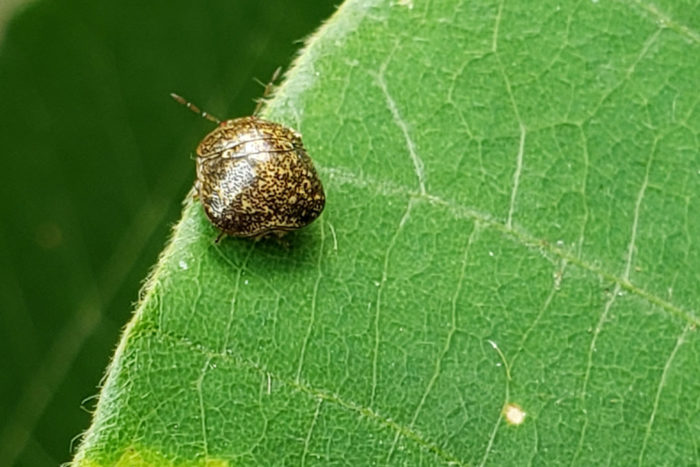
195,116,325,239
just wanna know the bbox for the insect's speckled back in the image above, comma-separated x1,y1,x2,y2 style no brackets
195,116,325,238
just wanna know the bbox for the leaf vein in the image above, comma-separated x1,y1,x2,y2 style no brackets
638,323,693,465
195,357,212,458
387,222,482,461
576,126,590,259
480,340,512,467
507,123,526,229
217,244,256,353
296,219,326,383
628,0,700,43
573,282,621,464
585,27,662,123
301,398,323,467
320,164,699,327
375,51,427,195
371,199,416,408
511,259,568,370
624,138,656,281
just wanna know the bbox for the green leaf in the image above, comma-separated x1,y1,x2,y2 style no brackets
74,0,700,465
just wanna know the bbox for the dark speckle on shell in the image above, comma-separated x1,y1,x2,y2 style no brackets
195,116,325,238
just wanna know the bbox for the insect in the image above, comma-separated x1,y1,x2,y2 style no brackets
171,82,325,242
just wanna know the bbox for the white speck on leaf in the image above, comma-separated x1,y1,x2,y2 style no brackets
178,260,188,270
504,403,526,425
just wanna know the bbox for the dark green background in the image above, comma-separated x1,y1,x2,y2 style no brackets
0,1,336,465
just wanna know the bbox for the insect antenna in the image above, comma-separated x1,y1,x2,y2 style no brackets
170,93,221,124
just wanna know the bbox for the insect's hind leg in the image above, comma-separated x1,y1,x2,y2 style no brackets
253,66,282,116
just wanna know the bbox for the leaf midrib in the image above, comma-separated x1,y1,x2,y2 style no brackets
314,164,698,327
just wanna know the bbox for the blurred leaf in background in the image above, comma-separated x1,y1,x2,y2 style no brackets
0,1,337,465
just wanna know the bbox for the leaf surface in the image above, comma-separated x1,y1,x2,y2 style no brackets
75,0,700,465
